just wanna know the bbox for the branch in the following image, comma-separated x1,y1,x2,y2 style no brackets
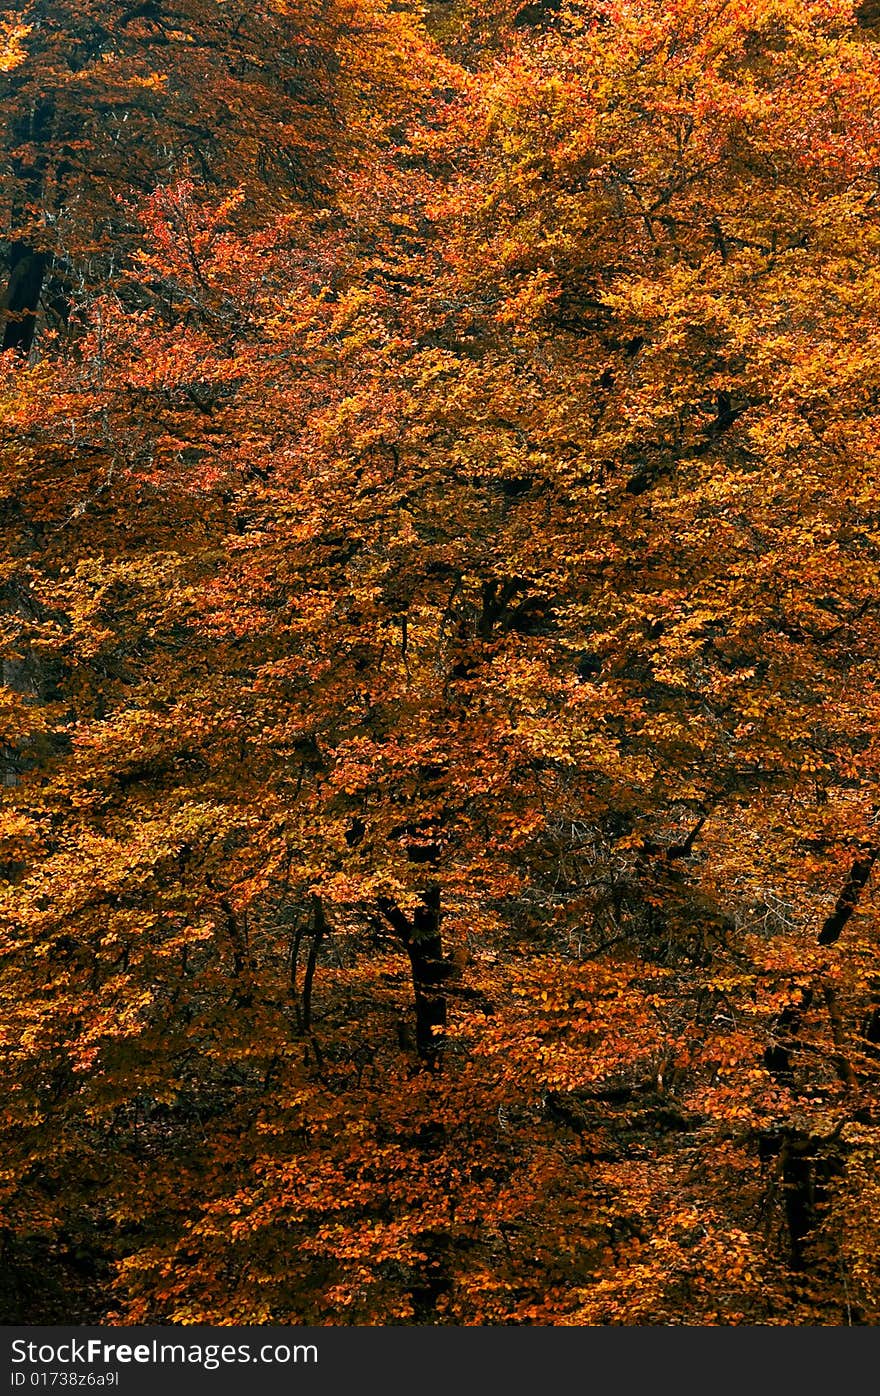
817,845,879,945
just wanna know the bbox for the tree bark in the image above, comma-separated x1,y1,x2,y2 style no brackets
817,846,879,945
2,244,47,355
2,99,55,356
379,888,449,1068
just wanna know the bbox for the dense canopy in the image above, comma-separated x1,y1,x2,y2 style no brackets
2,0,880,1326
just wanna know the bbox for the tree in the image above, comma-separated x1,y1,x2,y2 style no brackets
0,0,421,349
3,0,880,1326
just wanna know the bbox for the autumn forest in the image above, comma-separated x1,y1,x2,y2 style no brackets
3,0,880,1327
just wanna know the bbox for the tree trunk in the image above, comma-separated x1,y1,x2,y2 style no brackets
3,99,55,356
2,243,46,355
379,887,449,1068
818,846,879,945
406,886,448,1065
